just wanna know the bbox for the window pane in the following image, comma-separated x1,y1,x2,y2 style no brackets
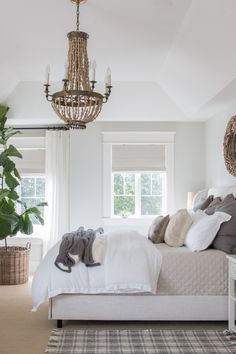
21,178,35,197
114,196,135,217
152,174,163,195
141,174,151,195
36,178,45,197
114,174,124,195
125,174,135,195
141,196,162,215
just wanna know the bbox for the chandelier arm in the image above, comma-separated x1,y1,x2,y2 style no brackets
44,84,53,102
103,85,113,103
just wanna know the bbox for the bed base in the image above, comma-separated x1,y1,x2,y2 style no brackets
50,294,228,327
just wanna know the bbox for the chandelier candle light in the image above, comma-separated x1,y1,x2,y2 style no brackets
44,0,112,129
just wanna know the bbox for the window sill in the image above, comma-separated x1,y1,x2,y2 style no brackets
0,235,44,247
1,226,45,244
103,217,154,227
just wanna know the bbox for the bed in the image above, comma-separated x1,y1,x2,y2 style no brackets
33,186,236,326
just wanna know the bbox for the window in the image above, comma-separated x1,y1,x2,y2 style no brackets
102,132,175,220
18,176,46,224
113,172,166,217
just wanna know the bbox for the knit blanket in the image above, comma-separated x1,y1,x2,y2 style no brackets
54,227,104,273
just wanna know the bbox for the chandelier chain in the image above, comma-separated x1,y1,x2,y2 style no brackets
76,3,80,32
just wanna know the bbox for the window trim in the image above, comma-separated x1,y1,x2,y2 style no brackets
102,131,175,220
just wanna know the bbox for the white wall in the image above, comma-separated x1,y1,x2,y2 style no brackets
205,108,236,188
69,121,205,231
174,123,206,209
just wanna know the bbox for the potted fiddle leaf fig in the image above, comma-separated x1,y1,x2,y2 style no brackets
0,105,47,285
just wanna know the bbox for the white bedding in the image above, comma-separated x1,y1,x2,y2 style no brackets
32,230,162,310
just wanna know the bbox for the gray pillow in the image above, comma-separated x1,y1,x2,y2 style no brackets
223,193,235,203
204,197,222,215
212,199,236,254
204,194,234,215
193,195,214,212
148,215,170,244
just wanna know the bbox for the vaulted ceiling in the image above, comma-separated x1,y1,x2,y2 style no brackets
1,0,236,124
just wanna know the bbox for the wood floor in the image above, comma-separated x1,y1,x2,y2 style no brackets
0,277,227,354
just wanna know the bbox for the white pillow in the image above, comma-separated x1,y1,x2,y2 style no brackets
185,210,231,252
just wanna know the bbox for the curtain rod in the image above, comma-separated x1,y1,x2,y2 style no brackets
11,126,69,131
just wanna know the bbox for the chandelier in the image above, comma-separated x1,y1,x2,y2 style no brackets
44,0,112,129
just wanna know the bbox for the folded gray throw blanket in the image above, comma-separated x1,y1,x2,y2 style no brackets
55,226,104,273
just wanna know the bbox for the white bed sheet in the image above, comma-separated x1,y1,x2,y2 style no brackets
32,230,162,310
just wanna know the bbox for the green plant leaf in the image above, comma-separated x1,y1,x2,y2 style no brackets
25,207,44,225
33,213,44,225
0,117,7,131
0,199,15,214
13,167,21,180
0,212,19,240
0,105,9,130
5,172,20,190
35,202,48,207
3,157,15,173
8,190,19,200
17,200,27,210
0,190,9,201
21,214,33,235
11,218,23,235
0,152,8,166
5,145,22,159
3,128,21,141
0,105,9,119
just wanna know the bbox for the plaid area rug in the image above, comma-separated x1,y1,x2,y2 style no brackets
45,329,236,354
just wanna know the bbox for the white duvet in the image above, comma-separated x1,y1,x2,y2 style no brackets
32,230,162,311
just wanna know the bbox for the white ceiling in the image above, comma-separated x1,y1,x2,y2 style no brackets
1,0,236,124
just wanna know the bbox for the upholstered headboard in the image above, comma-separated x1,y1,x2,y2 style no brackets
193,185,236,208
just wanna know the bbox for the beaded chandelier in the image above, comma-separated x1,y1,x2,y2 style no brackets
44,0,112,129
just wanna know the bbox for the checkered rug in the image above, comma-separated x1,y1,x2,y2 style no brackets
45,329,236,354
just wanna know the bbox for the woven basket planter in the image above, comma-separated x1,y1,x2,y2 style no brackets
0,243,31,285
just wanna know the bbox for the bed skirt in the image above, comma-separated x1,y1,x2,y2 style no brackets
49,295,228,321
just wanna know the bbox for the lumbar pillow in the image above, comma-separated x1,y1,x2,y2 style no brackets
164,209,193,247
148,215,170,244
212,199,236,254
185,210,231,252
205,194,235,215
193,195,214,212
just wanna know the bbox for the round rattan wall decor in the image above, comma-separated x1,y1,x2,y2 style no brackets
224,116,236,177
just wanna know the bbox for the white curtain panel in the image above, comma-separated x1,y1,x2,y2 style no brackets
44,131,70,252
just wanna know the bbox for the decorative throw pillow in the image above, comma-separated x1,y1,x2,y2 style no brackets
164,209,193,247
205,194,235,215
193,195,214,212
204,197,222,215
212,199,236,254
223,193,235,203
148,215,170,244
185,210,231,252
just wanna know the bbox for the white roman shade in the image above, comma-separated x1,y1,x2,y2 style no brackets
112,144,166,172
11,136,45,174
